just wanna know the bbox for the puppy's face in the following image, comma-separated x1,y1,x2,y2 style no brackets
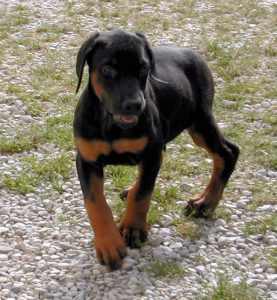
77,30,154,129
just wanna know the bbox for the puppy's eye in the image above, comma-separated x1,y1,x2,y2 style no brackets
101,65,118,78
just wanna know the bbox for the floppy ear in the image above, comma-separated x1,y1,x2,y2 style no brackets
76,32,100,94
135,32,156,73
135,32,167,84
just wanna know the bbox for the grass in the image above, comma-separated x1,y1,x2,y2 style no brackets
244,212,277,235
174,217,201,241
0,138,35,154
0,118,73,156
203,275,259,300
2,173,38,195
1,154,73,195
145,259,186,278
266,247,277,269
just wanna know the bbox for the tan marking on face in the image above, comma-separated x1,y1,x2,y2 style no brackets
75,138,111,162
112,137,148,154
91,71,105,99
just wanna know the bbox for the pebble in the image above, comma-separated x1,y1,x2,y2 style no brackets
47,281,59,291
59,243,72,251
236,200,248,209
12,282,24,294
195,266,206,275
0,227,9,234
0,245,12,253
0,254,9,261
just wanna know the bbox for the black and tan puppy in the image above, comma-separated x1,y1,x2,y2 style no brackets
74,29,239,270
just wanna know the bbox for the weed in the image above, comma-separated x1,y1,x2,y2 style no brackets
1,154,73,195
0,138,34,154
214,205,232,223
110,195,126,221
266,247,277,269
106,166,136,193
203,275,259,300
148,201,162,225
1,174,37,195
244,212,277,235
145,259,185,278
154,186,179,208
174,217,201,241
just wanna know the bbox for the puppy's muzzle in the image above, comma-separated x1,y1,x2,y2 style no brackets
112,96,145,129
122,98,144,115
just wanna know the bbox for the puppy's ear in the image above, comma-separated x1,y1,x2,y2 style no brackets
135,32,168,85
76,32,100,94
135,32,156,74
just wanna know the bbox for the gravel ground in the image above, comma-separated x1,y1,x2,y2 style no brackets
0,0,276,299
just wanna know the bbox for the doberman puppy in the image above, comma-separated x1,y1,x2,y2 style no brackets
74,29,239,271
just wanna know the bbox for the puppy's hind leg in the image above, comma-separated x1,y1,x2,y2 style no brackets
185,115,239,217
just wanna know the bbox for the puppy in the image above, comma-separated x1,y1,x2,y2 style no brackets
73,29,239,270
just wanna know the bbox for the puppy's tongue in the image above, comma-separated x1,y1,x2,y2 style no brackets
120,115,138,124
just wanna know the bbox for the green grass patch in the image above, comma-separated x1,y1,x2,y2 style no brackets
247,178,277,210
145,259,185,278
0,138,34,154
154,186,180,209
148,201,162,226
174,217,201,241
22,154,73,182
214,205,233,223
266,247,277,269
105,165,136,193
1,116,73,154
244,212,277,235
204,275,259,300
1,154,73,195
2,173,38,195
110,196,126,221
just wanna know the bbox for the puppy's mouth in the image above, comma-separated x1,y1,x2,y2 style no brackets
112,115,139,129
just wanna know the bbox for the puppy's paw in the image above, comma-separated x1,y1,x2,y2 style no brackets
184,193,219,218
118,221,148,248
94,230,127,271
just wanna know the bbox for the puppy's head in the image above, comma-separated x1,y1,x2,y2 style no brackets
76,29,155,129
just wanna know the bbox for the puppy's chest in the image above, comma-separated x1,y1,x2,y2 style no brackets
75,137,148,165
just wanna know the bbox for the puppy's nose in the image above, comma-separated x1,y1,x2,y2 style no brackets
123,99,143,115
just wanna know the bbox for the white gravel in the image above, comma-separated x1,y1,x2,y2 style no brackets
0,0,276,299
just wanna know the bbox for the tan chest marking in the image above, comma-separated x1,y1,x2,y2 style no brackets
112,137,148,154
75,138,111,162
75,137,148,162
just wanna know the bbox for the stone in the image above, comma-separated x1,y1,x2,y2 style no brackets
195,266,206,275
0,227,9,234
59,242,71,251
236,200,247,209
47,280,59,291
0,254,8,261
12,282,24,294
0,245,12,253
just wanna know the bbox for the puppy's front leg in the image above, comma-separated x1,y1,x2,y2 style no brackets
119,147,163,248
76,155,127,270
